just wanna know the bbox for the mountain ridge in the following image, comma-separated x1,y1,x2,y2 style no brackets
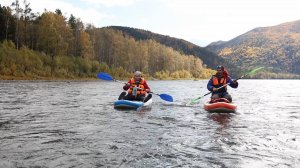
206,19,300,76
108,26,241,76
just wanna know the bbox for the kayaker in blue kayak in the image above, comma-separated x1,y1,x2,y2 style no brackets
118,71,152,102
207,65,238,102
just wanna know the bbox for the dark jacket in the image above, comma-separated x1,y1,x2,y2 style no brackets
207,75,238,94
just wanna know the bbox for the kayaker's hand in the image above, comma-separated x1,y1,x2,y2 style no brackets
233,79,238,84
213,87,218,92
145,89,150,93
123,83,131,90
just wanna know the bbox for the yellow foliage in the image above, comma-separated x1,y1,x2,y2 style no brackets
245,47,260,57
219,48,233,56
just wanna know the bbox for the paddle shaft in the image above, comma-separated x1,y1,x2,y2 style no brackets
149,92,160,96
113,78,147,91
188,67,264,104
114,79,127,85
113,79,152,93
116,81,172,101
193,74,246,102
98,72,173,102
112,77,168,97
210,66,263,93
214,74,244,92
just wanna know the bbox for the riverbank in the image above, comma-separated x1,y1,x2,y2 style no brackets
0,75,98,81
0,75,204,81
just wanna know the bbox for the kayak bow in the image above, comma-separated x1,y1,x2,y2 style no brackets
204,98,237,113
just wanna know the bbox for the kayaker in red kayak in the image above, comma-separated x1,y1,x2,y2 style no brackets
207,65,238,102
118,71,152,102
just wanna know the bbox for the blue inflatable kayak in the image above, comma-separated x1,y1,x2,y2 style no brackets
114,98,152,109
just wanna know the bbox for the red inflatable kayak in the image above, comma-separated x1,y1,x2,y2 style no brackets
204,98,237,113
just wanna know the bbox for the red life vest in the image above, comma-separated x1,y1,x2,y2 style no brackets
212,76,227,91
128,78,146,95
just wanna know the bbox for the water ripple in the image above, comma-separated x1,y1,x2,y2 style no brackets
0,80,300,167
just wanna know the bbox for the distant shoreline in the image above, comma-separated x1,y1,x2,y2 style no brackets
0,75,208,81
0,75,98,81
2,75,299,81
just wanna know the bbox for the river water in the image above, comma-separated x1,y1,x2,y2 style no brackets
0,80,299,168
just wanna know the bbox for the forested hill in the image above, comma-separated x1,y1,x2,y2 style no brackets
109,26,240,76
1,2,217,80
206,20,300,78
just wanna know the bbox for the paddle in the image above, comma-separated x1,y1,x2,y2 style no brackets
97,72,173,102
189,67,264,104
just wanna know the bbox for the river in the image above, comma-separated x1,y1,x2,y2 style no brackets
0,80,299,167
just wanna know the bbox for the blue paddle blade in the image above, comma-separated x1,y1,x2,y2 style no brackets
159,94,173,102
97,72,113,81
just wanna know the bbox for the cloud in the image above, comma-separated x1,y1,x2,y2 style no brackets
80,0,138,7
155,0,300,45
1,0,110,27
2,0,300,46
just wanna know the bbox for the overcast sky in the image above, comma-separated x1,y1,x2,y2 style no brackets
2,0,300,46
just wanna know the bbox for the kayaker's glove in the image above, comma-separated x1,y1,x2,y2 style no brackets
212,87,218,92
123,83,131,90
233,79,238,84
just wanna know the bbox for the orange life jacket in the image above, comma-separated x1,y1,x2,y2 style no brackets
212,76,227,91
128,78,146,95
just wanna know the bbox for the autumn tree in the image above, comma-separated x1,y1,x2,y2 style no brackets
11,0,22,49
36,11,71,56
79,31,93,59
0,5,15,42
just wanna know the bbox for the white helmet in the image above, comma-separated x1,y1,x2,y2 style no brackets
134,71,142,77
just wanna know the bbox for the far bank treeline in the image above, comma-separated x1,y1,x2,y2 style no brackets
0,2,212,80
